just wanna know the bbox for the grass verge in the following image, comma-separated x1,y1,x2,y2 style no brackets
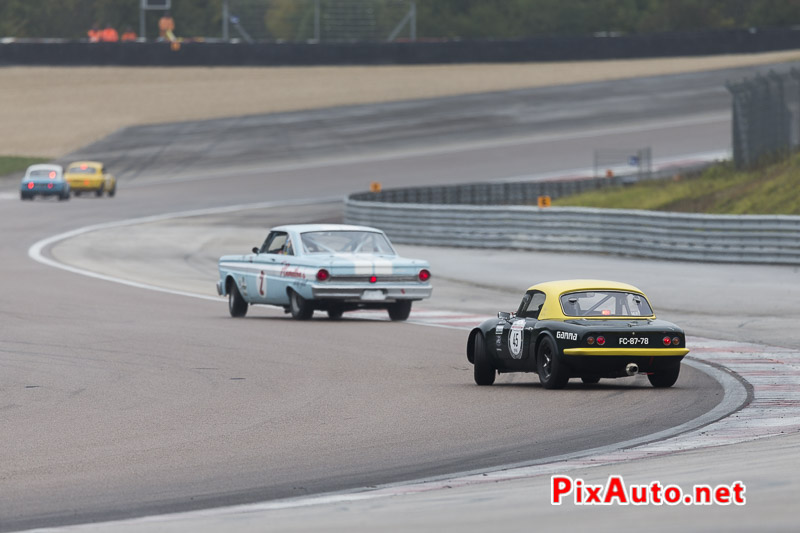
0,155,51,178
553,154,800,215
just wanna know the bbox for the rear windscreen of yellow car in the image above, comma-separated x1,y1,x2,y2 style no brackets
67,166,97,174
560,291,653,317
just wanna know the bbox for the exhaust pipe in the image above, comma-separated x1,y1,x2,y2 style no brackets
625,363,639,376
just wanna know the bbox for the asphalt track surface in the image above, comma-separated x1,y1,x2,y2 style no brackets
1,62,799,531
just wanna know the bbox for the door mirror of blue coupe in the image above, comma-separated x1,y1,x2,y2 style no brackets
498,311,511,320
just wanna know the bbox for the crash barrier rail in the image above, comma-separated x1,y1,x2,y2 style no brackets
345,195,800,266
4,27,800,66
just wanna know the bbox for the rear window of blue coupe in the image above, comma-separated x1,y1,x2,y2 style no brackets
301,231,395,255
28,169,60,179
560,290,653,317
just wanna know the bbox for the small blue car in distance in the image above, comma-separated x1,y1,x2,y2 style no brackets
20,164,70,201
217,224,433,321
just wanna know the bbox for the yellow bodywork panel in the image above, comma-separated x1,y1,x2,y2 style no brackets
64,160,116,193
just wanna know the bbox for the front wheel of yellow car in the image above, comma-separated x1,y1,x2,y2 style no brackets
108,184,116,197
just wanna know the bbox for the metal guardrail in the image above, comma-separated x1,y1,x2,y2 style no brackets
345,199,800,265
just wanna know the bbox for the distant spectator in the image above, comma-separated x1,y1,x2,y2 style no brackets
158,12,175,41
100,23,119,42
121,26,137,42
87,23,101,42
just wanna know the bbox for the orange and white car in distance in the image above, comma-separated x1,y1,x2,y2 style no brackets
64,161,117,197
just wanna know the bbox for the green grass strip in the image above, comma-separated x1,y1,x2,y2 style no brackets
0,155,51,177
553,155,800,215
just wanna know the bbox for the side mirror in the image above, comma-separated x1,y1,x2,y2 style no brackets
252,247,259,254
498,311,511,320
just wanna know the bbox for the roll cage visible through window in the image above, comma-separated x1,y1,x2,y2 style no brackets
300,231,395,255
559,290,653,317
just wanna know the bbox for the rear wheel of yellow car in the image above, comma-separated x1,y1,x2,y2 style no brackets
537,337,569,389
228,282,248,318
648,364,680,388
473,333,495,386
95,188,103,197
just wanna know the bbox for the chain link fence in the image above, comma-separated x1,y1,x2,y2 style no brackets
226,0,415,42
727,69,800,169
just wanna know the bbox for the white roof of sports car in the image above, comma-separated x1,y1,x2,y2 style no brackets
25,164,64,175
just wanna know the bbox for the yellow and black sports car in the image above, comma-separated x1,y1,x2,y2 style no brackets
467,280,689,389
64,161,116,197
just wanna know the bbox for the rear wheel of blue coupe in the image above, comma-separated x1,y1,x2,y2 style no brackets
387,300,412,321
289,290,314,320
59,191,69,201
473,333,495,386
228,283,248,318
327,305,344,320
647,364,680,388
537,337,569,389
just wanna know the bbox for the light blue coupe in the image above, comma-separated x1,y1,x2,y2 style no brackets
217,224,433,320
20,164,70,201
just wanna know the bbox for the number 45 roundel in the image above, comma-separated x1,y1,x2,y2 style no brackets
508,320,525,359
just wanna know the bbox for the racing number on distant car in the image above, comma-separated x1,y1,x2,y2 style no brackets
509,319,525,359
